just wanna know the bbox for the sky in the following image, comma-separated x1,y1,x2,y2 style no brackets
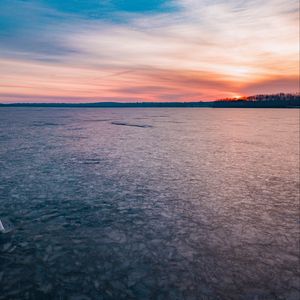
0,0,299,103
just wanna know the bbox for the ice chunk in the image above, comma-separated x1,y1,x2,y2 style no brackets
0,219,4,233
0,218,14,233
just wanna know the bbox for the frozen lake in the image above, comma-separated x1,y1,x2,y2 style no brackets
0,108,299,299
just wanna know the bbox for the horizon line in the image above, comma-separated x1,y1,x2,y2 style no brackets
1,92,299,105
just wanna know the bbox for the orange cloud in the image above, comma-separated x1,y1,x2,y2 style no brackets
0,0,298,102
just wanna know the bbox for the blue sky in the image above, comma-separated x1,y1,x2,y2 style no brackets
0,0,176,60
0,0,299,102
43,0,173,14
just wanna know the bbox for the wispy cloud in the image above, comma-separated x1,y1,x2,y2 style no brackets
0,0,298,102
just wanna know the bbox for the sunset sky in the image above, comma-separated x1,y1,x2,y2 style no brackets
0,0,299,102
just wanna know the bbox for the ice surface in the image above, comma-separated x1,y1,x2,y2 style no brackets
0,108,299,299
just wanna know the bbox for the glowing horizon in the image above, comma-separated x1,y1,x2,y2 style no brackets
0,0,299,103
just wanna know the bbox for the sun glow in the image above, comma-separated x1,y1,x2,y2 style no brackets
234,95,243,99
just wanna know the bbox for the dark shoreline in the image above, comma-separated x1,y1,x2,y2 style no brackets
1,93,299,108
0,102,299,108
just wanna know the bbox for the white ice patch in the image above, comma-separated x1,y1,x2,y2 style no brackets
0,219,5,233
0,218,14,233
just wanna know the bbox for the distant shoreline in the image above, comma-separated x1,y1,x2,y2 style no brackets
0,103,299,108
1,102,299,109
1,93,299,108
